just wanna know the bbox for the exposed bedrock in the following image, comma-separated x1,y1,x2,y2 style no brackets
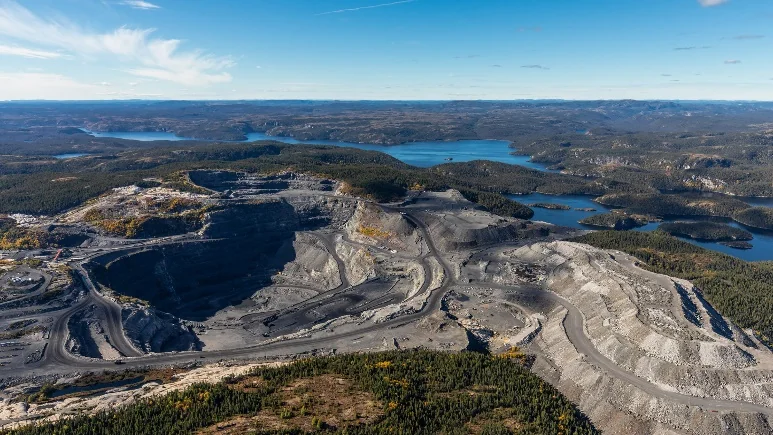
188,170,337,196
422,207,553,252
187,169,242,190
86,191,360,354
344,202,423,256
271,232,342,292
91,200,303,321
66,305,121,360
200,198,301,239
122,307,201,353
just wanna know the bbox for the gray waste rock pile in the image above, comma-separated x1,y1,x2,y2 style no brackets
517,241,773,435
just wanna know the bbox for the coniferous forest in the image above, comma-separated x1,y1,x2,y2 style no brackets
4,350,597,435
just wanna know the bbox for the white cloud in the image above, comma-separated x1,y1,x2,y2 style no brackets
724,59,741,64
698,0,728,6
0,72,172,100
0,44,63,59
126,66,231,84
0,1,232,85
0,73,98,100
121,1,160,9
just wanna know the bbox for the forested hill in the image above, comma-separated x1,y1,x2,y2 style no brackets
4,350,598,435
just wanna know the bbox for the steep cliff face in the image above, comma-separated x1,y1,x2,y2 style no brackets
92,199,303,321
283,194,356,229
200,199,300,239
187,170,241,191
122,307,201,353
188,170,337,196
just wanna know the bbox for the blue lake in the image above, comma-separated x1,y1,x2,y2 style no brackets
85,130,188,142
512,193,614,229
247,133,558,170
84,128,772,261
633,219,773,262
511,193,773,262
53,153,90,159
80,129,553,170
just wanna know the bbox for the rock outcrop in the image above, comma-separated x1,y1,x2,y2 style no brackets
122,307,201,353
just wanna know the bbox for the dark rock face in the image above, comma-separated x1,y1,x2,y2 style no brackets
202,199,300,239
187,170,240,190
122,307,202,353
133,216,203,239
188,170,336,196
91,200,302,321
427,217,552,251
46,225,91,247
86,180,356,352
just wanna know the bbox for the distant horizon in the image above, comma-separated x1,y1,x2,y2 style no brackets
3,98,773,105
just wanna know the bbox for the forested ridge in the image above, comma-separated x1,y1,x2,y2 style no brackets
511,129,773,197
0,142,610,219
732,207,773,230
656,221,752,242
572,231,773,345
578,212,651,230
593,192,750,218
4,350,597,435
3,138,771,230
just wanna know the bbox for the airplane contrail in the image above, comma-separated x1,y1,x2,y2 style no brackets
316,0,416,16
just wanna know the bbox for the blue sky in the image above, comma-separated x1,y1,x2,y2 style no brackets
0,0,771,100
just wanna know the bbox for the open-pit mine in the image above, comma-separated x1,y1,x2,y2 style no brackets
1,170,772,434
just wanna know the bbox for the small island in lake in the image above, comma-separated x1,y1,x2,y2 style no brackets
579,211,654,230
657,221,753,243
719,240,754,250
575,207,597,212
529,203,572,210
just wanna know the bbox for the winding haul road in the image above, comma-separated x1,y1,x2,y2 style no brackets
18,208,452,375
6,206,773,419
471,283,773,416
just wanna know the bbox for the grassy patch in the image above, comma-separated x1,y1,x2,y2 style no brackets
357,225,392,240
